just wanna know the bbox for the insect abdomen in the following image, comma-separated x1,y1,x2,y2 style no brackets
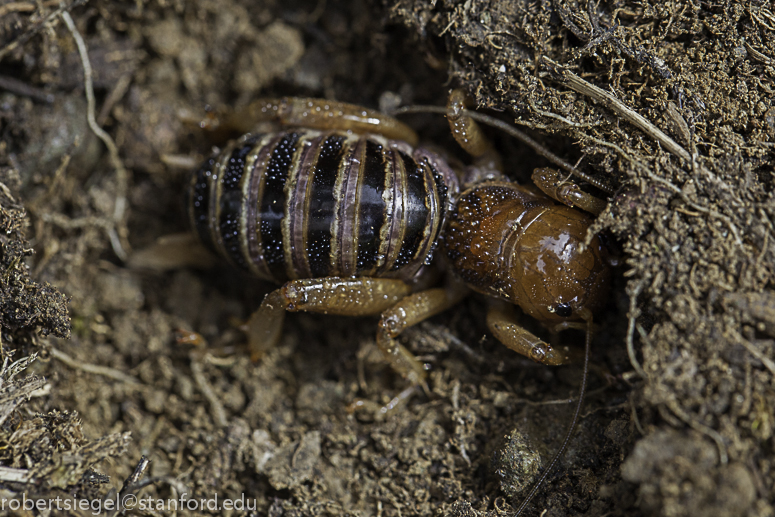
187,129,455,284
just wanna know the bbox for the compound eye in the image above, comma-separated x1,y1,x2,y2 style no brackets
554,303,572,318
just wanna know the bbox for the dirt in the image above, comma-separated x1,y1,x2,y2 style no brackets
0,0,773,516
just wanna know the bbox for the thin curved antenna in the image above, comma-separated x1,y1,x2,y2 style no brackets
513,310,593,517
393,105,614,194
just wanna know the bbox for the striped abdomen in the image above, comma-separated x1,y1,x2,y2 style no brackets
187,129,458,284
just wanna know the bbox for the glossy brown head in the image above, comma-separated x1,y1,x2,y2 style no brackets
445,182,611,327
508,204,611,325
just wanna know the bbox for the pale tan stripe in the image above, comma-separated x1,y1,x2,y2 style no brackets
375,143,394,277
416,158,440,269
282,131,314,280
383,147,406,278
240,133,277,281
338,136,365,277
329,135,353,277
290,131,325,279
209,140,237,261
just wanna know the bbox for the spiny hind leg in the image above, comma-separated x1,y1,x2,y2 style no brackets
486,300,571,366
247,277,411,361
214,97,421,144
531,168,607,216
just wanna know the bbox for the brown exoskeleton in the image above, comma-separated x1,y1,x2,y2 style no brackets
187,89,614,514
188,91,611,374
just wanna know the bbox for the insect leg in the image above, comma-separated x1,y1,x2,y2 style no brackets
446,89,503,173
377,285,467,384
232,97,420,145
531,168,607,216
246,277,411,361
486,300,571,366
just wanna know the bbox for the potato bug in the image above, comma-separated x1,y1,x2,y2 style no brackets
186,93,612,375
186,91,615,515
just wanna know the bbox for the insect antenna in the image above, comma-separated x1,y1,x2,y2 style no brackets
392,104,614,194
513,309,593,517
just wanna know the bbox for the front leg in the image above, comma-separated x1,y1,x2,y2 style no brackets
246,277,411,361
487,300,571,366
531,168,607,216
